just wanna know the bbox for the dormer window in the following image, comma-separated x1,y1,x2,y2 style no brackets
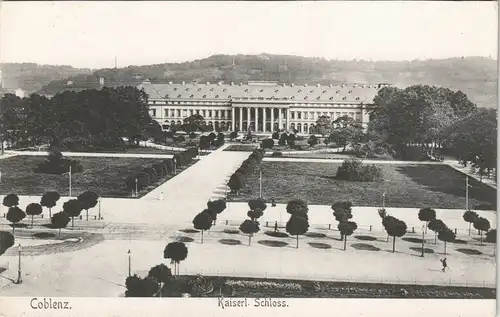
260,89,264,92
310,90,314,93
215,95,219,98
336,90,340,94
316,96,321,100
298,89,302,93
275,89,279,93
244,89,249,92
342,97,346,100
223,88,227,92
186,88,189,91
356,97,360,100
348,90,352,93
203,95,207,98
228,95,232,98
198,88,201,91
173,88,177,91
304,96,308,100
177,94,182,98
190,94,194,98
323,90,327,93
329,97,334,100
210,88,214,91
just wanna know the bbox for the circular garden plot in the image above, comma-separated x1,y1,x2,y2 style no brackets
32,232,56,239
219,239,242,246
264,231,289,238
223,229,240,235
409,247,435,254
305,232,327,238
403,237,424,244
258,240,289,248
354,235,377,241
308,242,332,249
177,236,194,243
456,248,483,255
181,229,199,234
350,243,381,251
452,239,468,244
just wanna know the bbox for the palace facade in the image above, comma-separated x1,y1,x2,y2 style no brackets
139,80,387,134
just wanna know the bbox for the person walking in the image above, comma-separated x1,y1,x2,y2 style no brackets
271,198,276,207
274,221,278,233
440,257,448,272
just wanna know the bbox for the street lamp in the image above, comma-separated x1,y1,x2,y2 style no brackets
127,249,131,277
16,244,22,284
135,178,138,197
421,225,425,257
259,169,262,199
98,197,102,220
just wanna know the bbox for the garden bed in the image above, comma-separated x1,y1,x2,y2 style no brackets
0,155,196,198
179,275,495,298
233,162,496,209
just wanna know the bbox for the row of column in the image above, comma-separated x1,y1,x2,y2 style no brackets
231,107,291,133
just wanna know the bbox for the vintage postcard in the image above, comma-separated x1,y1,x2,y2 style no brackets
0,1,497,316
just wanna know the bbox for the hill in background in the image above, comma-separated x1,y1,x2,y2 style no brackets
0,63,93,93
4,54,497,108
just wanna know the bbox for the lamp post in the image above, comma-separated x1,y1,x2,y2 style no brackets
16,244,22,284
63,165,72,197
135,178,138,197
382,191,386,209
127,249,131,277
420,225,425,257
259,170,262,199
98,197,102,220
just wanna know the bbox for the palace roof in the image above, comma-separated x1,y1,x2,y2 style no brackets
138,81,384,103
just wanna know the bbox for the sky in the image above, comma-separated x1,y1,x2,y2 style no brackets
0,1,498,69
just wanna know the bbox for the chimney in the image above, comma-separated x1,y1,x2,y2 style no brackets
231,82,234,86
169,81,173,84
206,81,210,85
182,81,185,85
99,77,104,86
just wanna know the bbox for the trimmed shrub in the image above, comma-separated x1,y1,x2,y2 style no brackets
163,159,174,173
336,159,382,182
271,151,283,157
261,139,274,149
136,172,151,190
142,167,158,181
152,163,167,177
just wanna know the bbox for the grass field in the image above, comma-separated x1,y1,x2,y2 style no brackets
0,155,191,198
233,162,496,209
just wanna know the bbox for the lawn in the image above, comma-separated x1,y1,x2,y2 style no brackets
233,162,496,210
0,155,193,198
272,152,393,160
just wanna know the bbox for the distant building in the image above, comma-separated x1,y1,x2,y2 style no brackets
15,88,25,98
139,80,388,134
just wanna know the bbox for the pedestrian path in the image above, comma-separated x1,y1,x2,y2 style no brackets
444,160,496,189
4,150,174,159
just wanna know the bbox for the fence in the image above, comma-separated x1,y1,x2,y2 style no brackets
177,268,495,289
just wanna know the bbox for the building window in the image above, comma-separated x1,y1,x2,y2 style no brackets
291,112,295,119
151,109,157,117
164,109,169,117
177,109,181,117
208,110,212,118
304,112,308,120
203,95,207,98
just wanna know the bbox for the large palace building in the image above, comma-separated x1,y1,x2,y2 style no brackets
139,80,388,134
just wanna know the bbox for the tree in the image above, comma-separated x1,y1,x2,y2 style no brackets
199,135,211,152
382,216,407,253
308,135,318,147
228,173,245,194
77,191,99,221
0,231,15,256
40,191,60,218
248,198,267,219
62,199,83,229
286,199,308,217
192,212,213,243
261,138,274,149
229,131,238,141
286,133,296,147
331,201,353,239
6,207,25,235
338,221,357,250
329,116,364,152
286,214,309,248
164,242,188,276
148,264,173,296
473,217,490,245
428,219,446,244
216,133,225,146
485,229,496,255
51,211,70,237
125,274,159,297
278,133,288,146
26,203,43,228
239,219,260,246
463,210,479,236
315,116,332,136
438,228,456,255
206,199,227,225
418,207,436,233
182,114,206,133
3,194,19,208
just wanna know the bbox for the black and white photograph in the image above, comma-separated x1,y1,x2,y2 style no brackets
0,1,497,316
